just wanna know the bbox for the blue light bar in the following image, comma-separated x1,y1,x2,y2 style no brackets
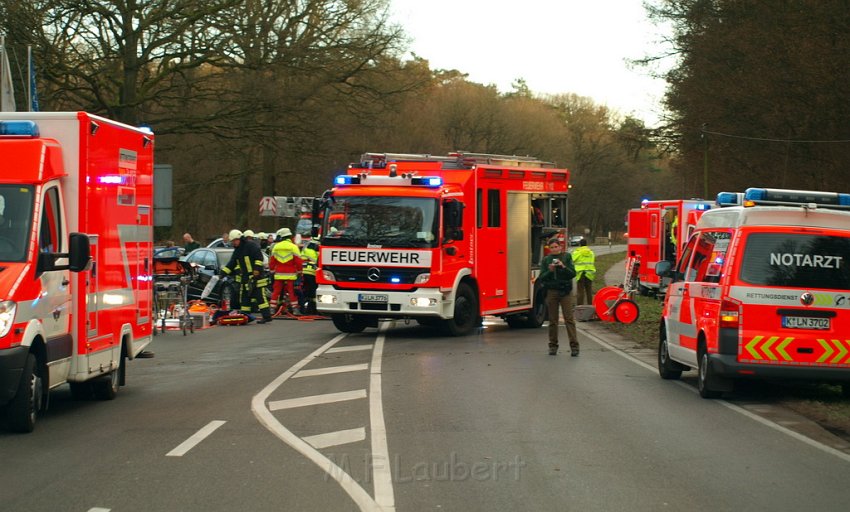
744,187,850,208
334,175,361,185
694,203,711,211
411,176,442,187
390,276,401,284
0,120,39,137
715,192,742,206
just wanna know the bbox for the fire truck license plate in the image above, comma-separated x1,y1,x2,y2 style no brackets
782,316,830,330
359,293,388,303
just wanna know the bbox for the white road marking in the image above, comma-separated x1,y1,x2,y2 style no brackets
88,508,111,512
268,389,367,411
304,427,367,449
294,363,369,378
327,344,374,353
581,328,850,463
252,333,381,511
370,323,396,511
166,420,226,457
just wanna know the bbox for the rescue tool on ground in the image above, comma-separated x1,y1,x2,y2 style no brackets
655,187,850,398
0,112,155,432
314,152,571,336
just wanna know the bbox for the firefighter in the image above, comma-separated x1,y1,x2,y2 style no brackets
222,229,273,323
301,235,320,315
572,238,596,306
270,227,303,315
665,208,678,262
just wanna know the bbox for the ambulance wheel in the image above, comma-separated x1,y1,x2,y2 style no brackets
658,332,682,380
613,299,639,324
7,353,43,433
95,353,124,401
332,313,367,333
697,349,722,399
444,282,478,336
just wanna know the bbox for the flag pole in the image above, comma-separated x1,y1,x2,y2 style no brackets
27,45,31,112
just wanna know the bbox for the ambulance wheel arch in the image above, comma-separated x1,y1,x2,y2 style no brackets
697,335,732,398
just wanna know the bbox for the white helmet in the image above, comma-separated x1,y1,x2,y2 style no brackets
243,229,255,238
257,232,267,240
228,229,243,240
277,227,292,238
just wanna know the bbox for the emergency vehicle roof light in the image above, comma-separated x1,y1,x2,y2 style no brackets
334,175,361,186
0,120,39,137
744,187,850,209
410,176,442,187
715,192,743,207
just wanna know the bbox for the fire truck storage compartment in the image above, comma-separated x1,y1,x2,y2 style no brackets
507,192,531,305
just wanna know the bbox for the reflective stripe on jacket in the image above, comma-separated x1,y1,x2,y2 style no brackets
302,243,319,276
271,238,302,280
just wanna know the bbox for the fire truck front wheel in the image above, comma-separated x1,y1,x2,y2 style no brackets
444,282,479,337
331,314,367,333
7,353,43,433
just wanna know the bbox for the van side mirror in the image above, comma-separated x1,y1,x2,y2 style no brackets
655,260,673,278
68,232,92,272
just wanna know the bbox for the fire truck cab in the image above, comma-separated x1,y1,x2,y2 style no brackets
315,152,570,336
627,198,712,295
656,187,850,398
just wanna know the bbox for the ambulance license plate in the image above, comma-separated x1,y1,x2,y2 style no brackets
782,316,830,330
359,293,388,303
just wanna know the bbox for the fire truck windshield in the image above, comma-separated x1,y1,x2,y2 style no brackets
321,196,438,248
0,185,34,262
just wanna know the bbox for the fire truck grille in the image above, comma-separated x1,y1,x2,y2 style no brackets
327,266,424,284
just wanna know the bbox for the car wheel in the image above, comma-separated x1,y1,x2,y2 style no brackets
697,349,722,399
658,331,682,380
7,354,43,432
444,282,478,336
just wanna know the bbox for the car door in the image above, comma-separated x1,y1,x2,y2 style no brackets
664,235,696,364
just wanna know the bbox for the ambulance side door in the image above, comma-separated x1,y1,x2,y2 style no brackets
664,235,696,364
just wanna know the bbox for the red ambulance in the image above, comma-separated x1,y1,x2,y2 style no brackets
656,188,850,398
0,112,154,431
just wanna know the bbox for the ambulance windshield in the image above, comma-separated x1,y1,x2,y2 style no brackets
740,233,850,290
321,196,438,248
0,185,34,262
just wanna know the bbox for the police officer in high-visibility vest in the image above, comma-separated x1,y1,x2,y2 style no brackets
222,229,273,323
270,227,303,315
572,238,596,306
301,236,320,314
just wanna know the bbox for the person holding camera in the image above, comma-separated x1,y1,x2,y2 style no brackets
537,239,579,356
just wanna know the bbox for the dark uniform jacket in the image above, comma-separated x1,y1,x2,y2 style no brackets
222,239,266,281
538,252,576,292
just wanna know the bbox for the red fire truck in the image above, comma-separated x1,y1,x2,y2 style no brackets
315,152,570,335
0,112,154,432
626,198,712,295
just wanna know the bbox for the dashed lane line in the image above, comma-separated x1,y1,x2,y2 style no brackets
268,389,367,411
327,344,374,353
166,420,227,457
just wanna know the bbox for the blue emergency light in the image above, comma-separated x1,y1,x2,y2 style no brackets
715,192,743,207
0,120,39,137
694,203,711,210
410,176,442,187
334,175,361,185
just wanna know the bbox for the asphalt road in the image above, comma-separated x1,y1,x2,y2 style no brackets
2,309,849,512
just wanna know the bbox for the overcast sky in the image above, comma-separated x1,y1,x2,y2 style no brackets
388,0,673,127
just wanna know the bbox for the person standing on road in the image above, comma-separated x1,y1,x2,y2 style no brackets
270,227,303,315
538,239,579,356
572,239,596,306
301,236,320,315
222,229,273,324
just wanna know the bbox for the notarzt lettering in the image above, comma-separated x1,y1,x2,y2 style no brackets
331,250,421,265
770,253,843,269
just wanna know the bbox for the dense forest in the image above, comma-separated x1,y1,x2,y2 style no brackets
2,1,849,243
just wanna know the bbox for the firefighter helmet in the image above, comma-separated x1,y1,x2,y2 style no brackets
243,229,255,238
257,232,267,240
228,229,243,240
277,227,292,238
